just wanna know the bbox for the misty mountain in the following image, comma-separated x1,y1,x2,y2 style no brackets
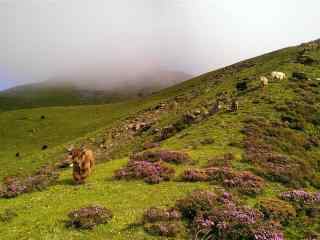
0,70,192,110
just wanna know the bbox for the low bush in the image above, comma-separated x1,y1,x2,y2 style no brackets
114,160,175,184
142,207,181,223
143,142,160,150
176,190,216,219
0,166,59,198
66,205,113,229
181,169,208,182
280,190,320,205
0,209,18,223
175,190,284,240
206,153,235,167
292,72,308,80
256,198,296,225
242,118,318,187
279,190,320,218
131,149,191,164
223,171,265,195
144,222,183,237
181,167,265,196
142,207,183,237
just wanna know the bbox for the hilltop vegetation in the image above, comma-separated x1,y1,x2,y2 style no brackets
1,40,320,239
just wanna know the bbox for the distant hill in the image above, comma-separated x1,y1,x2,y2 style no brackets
0,70,192,110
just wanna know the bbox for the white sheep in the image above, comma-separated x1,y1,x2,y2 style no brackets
271,71,286,81
260,76,269,88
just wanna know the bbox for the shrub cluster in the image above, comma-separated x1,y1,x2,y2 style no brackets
0,209,18,223
182,169,209,182
280,190,320,218
144,222,183,237
66,205,113,229
114,160,175,184
175,190,284,240
206,153,235,167
223,171,265,195
242,118,318,187
143,142,160,150
256,198,296,225
181,167,265,195
131,149,191,164
142,207,181,223
142,207,183,237
280,190,320,205
0,166,59,198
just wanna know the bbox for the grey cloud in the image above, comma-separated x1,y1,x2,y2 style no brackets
0,0,319,89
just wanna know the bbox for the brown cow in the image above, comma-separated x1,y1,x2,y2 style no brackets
69,148,95,184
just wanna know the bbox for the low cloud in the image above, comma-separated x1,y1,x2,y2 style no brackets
0,0,319,90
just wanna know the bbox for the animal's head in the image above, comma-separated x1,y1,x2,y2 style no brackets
68,148,84,163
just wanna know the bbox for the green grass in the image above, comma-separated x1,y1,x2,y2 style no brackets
0,100,154,178
0,158,211,240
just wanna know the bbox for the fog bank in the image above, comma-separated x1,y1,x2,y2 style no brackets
1,0,320,90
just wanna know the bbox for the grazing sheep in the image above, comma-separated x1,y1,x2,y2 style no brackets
260,76,269,88
42,145,48,150
69,148,95,184
15,152,20,158
271,71,286,81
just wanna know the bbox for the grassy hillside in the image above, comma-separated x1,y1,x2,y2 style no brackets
1,40,320,239
0,82,133,111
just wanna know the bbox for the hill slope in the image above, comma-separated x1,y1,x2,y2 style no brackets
1,40,320,239
0,70,191,111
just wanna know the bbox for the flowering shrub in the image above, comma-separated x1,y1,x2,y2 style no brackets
142,207,181,223
0,177,28,198
66,205,113,229
181,169,208,182
280,190,320,218
114,160,175,184
143,142,160,150
253,225,284,240
280,190,320,205
176,190,216,219
176,190,284,240
144,222,183,237
242,118,317,187
223,171,265,195
206,153,235,167
131,149,191,164
142,207,183,237
0,166,59,198
181,167,265,195
256,198,296,225
142,190,286,239
205,167,236,182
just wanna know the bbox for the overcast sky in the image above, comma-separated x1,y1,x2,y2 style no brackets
0,0,319,90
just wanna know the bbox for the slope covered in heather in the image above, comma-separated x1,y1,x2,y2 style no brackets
1,40,320,239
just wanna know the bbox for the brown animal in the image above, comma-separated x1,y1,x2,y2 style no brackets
69,148,95,184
